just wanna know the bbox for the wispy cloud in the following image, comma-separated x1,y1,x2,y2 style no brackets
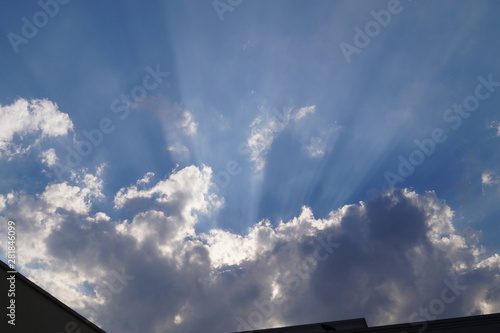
482,171,499,187
306,137,327,158
246,105,317,170
489,121,500,136
178,111,198,136
294,105,316,121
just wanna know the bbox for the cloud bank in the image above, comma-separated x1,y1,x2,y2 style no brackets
1,170,499,332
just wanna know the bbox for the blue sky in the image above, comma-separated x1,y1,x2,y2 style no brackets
1,1,500,332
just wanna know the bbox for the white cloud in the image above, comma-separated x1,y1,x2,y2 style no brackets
202,219,277,268
294,105,315,121
86,212,111,223
489,121,500,136
247,105,318,170
40,182,92,215
178,111,198,136
476,254,500,270
167,143,190,160
80,165,105,198
305,137,326,158
114,165,223,223
137,172,155,185
0,169,110,311
247,110,289,170
40,148,58,167
116,209,173,245
0,195,5,212
39,166,105,215
0,98,73,158
482,171,499,186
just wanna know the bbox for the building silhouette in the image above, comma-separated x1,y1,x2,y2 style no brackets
236,313,500,332
1,260,105,332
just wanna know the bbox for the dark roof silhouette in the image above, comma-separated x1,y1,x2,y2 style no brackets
1,260,105,333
